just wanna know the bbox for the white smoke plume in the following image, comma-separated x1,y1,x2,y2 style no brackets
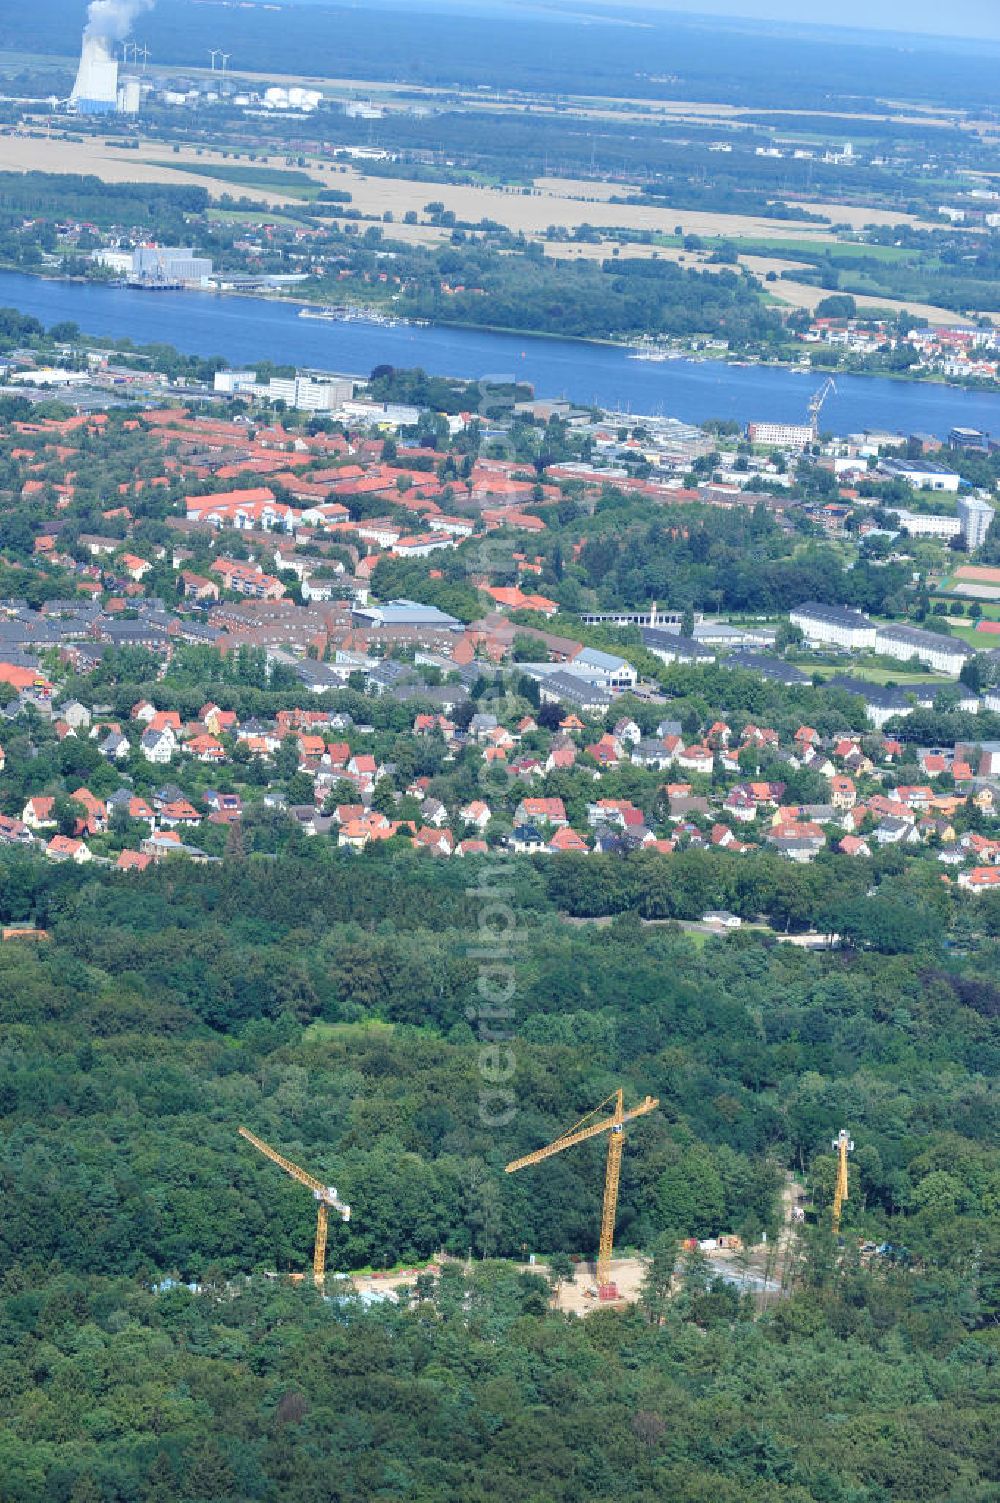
84,0,154,41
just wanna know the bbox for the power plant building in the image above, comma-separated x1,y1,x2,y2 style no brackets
69,32,140,114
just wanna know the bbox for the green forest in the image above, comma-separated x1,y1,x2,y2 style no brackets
0,840,997,1500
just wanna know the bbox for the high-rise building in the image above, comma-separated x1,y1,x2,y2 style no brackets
957,494,996,551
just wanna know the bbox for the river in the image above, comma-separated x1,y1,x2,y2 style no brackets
3,269,1000,437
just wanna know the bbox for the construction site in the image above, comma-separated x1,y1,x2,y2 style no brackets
235,1090,853,1315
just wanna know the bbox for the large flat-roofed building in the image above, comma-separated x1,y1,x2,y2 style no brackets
789,601,876,651
130,247,214,286
957,494,996,551
748,421,815,450
351,599,463,632
266,375,354,412
949,426,990,452
873,623,974,675
888,508,961,541
878,457,961,493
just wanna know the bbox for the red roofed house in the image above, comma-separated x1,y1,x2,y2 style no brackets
46,834,91,864
959,866,1000,893
548,827,588,854
23,796,57,829
514,796,568,827
117,850,153,873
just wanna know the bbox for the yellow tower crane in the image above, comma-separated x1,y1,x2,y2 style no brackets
238,1127,350,1287
505,1088,658,1293
831,1129,853,1237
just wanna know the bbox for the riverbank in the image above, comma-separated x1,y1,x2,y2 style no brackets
2,267,1000,435
10,262,1000,398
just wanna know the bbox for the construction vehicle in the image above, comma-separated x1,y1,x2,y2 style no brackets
505,1088,658,1293
831,1129,853,1237
238,1127,350,1287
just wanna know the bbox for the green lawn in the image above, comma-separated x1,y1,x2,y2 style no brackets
809,664,952,686
152,161,324,199
303,1019,396,1042
207,206,308,227
732,238,914,264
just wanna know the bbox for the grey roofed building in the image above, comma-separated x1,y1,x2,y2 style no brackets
351,598,463,631
0,646,41,670
294,660,351,692
873,621,973,668
0,614,62,647
508,823,545,852
642,627,715,665
823,675,918,728
365,660,413,693
594,829,629,855
633,737,676,768
692,621,777,648
767,835,823,862
174,621,220,645
99,730,130,759
825,676,912,708
572,646,638,689
724,651,810,685
392,683,470,712
99,620,173,651
414,651,492,687
534,670,613,713
789,601,877,650
69,644,107,672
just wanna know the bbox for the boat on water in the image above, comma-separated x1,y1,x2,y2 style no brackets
628,347,682,362
298,305,415,328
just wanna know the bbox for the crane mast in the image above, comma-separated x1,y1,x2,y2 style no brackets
831,1128,853,1237
808,377,837,434
238,1127,350,1286
506,1088,658,1294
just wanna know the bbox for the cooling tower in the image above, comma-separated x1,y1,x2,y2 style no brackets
70,33,119,114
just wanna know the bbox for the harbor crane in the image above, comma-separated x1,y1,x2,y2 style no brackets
831,1129,853,1236
506,1088,658,1293
238,1127,350,1286
808,377,837,433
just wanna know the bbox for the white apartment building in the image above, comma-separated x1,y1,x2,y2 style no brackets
889,508,961,541
873,623,974,675
789,602,877,651
748,421,815,449
957,494,996,550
